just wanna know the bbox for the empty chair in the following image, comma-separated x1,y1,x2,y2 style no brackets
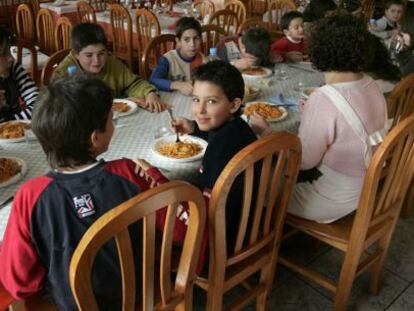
208,9,240,36
36,8,55,55
77,1,97,23
195,132,301,311
191,0,215,21
110,4,134,71
141,34,176,79
89,0,106,12
200,24,226,56
265,0,297,33
224,0,247,25
15,4,36,43
69,181,206,310
279,115,414,310
54,16,72,51
136,8,160,76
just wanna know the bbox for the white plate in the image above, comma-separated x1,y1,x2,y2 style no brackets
0,157,28,188
0,120,31,143
242,67,272,80
152,135,208,163
112,99,138,117
244,101,288,122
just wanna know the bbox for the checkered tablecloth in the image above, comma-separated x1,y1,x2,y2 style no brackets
0,64,324,238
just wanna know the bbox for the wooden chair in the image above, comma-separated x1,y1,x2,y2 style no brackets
208,9,240,36
249,0,267,17
0,0,13,29
386,73,414,218
15,4,36,43
110,4,134,71
54,16,72,51
69,181,206,310
40,48,70,86
200,24,226,56
36,8,55,55
195,132,301,311
77,1,97,23
237,17,266,34
360,0,375,23
141,33,176,79
224,0,247,25
266,0,297,34
191,0,215,21
13,38,38,84
278,115,414,311
136,8,160,77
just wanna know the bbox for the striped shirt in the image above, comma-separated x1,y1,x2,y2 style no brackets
0,61,39,122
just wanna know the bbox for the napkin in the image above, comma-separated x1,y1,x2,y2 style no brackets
266,95,299,111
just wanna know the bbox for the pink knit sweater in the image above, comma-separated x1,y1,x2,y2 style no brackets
299,75,387,177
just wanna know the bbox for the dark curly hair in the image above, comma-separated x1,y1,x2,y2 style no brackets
308,14,372,73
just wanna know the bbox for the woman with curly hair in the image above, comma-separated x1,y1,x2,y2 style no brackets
251,14,388,223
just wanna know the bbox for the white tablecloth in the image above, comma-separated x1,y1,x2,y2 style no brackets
0,64,324,238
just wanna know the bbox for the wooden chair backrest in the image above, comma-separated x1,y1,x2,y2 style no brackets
77,1,97,23
0,0,12,28
15,38,38,83
54,16,72,51
237,17,266,34
110,3,133,70
349,115,414,258
200,24,226,56
191,0,215,20
208,9,240,36
89,0,106,12
387,73,414,130
361,0,375,23
250,0,267,16
69,181,206,311
266,0,296,32
16,4,35,42
142,33,176,79
224,0,247,24
208,132,301,288
36,8,55,55
136,8,160,75
40,48,70,87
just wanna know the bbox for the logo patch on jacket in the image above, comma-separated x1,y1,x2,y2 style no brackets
73,193,95,218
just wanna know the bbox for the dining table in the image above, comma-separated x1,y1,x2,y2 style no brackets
0,63,325,239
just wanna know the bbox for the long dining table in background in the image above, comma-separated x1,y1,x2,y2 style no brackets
0,64,325,238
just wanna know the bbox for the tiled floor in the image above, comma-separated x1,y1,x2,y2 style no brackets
194,211,414,310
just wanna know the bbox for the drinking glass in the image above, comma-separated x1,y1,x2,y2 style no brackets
24,128,38,146
274,64,288,81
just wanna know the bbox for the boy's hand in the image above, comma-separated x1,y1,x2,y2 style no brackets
171,117,195,135
233,55,258,70
129,95,170,113
249,113,272,136
145,91,166,113
133,159,153,171
269,52,283,64
171,81,193,96
285,51,304,62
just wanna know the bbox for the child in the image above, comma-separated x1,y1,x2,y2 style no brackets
141,61,257,269
150,17,204,96
271,11,306,62
0,26,38,122
395,7,414,76
0,76,169,310
216,27,272,71
370,0,404,40
53,23,165,113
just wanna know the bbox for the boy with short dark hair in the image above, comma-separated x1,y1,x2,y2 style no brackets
150,17,204,96
140,61,257,270
0,76,168,310
216,27,272,70
271,11,306,62
370,0,404,40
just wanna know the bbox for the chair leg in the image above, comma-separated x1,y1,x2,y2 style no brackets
206,284,224,311
401,179,414,218
334,253,360,311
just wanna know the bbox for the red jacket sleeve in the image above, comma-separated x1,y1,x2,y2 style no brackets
0,177,51,299
271,37,289,54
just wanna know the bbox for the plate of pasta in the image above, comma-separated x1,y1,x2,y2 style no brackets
0,157,27,188
152,135,208,162
244,101,288,122
112,99,138,117
0,120,31,143
242,67,272,80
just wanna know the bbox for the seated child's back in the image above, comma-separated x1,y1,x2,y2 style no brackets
0,76,166,311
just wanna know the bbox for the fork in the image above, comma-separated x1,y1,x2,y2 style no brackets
166,109,181,143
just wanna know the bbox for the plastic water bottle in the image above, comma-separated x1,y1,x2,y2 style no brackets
67,65,77,76
206,47,219,63
369,18,377,30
